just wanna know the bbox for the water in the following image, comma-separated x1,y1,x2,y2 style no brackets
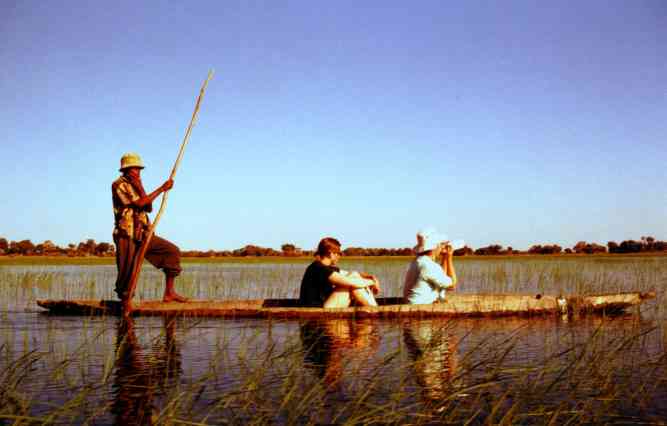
1,256,666,424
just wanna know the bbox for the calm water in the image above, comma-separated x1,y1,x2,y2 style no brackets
1,256,666,424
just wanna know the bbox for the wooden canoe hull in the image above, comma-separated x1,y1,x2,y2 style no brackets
36,292,655,318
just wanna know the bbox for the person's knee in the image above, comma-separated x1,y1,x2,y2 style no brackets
352,288,377,307
160,239,180,258
324,290,351,308
158,238,182,274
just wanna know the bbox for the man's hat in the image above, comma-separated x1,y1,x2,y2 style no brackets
119,152,145,171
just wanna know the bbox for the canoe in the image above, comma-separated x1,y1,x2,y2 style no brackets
36,291,655,318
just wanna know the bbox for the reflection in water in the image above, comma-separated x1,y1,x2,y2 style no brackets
2,309,666,423
300,319,380,387
112,316,182,425
403,320,459,402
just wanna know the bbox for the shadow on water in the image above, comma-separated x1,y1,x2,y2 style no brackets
112,316,182,426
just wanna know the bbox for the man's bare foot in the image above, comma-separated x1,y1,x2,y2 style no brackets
163,293,189,303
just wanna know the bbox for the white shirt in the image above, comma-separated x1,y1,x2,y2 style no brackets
403,255,453,305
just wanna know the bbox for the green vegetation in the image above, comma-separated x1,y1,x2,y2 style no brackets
1,254,664,303
0,314,664,423
0,257,665,423
2,235,666,257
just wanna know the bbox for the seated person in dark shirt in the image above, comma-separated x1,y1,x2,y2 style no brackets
299,237,380,308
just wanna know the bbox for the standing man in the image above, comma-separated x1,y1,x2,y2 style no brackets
112,152,188,311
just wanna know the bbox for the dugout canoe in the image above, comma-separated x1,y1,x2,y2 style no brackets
36,291,655,318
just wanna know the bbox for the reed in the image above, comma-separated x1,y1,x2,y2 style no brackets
0,316,665,423
0,256,666,423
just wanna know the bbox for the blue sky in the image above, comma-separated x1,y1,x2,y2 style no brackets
1,1,665,251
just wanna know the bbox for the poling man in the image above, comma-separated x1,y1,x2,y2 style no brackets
112,152,188,311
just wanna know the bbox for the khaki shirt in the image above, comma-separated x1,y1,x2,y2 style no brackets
112,176,150,240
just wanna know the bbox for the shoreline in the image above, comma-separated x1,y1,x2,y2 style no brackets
0,251,665,266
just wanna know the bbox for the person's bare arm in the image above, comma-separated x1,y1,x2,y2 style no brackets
132,179,174,208
329,271,376,291
440,243,458,288
359,272,381,294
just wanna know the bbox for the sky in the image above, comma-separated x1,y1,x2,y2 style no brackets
1,1,665,251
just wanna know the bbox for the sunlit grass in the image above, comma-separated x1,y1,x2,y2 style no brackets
0,256,665,423
0,315,665,424
1,255,665,307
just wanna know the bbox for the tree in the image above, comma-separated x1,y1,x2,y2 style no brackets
16,240,35,255
474,244,503,255
573,241,588,254
618,240,642,253
644,236,655,251
33,240,59,256
572,241,605,254
95,242,113,256
531,244,562,255
42,240,58,255
241,245,260,256
654,240,667,251
588,243,606,254
548,245,563,254
0,237,7,253
7,241,18,255
236,244,280,257
528,245,542,254
77,239,96,255
343,247,366,256
281,243,301,256
453,246,473,256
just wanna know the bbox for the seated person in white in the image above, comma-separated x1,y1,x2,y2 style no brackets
403,228,458,304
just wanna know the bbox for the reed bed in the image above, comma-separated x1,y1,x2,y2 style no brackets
2,255,664,305
1,315,666,424
0,255,665,424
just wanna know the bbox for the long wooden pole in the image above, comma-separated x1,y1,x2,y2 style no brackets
124,71,214,312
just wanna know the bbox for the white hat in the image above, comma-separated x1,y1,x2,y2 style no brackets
414,228,448,253
414,228,465,253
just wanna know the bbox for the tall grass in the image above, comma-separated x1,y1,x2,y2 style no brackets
0,315,666,424
1,255,664,307
0,256,665,423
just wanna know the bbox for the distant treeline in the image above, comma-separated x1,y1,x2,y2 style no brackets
0,238,114,257
1,236,665,258
180,244,415,258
